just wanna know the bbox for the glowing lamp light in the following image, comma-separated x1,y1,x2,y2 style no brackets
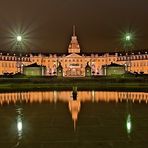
17,35,22,42
124,32,133,42
125,35,131,41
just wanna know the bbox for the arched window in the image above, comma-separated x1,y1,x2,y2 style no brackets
9,57,12,61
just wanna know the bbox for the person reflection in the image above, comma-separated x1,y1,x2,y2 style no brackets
72,86,77,100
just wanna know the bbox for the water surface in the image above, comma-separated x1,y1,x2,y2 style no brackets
0,91,148,148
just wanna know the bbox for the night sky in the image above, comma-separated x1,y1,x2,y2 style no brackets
0,0,148,54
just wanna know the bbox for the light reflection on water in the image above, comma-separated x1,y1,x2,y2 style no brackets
126,114,132,135
0,91,148,147
16,107,23,139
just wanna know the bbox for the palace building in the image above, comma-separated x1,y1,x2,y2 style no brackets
0,27,148,76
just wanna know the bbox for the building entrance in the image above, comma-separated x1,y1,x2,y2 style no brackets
66,68,82,77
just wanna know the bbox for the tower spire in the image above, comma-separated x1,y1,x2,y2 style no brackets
73,25,75,36
68,25,80,53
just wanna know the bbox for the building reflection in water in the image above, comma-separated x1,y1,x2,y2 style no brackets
0,91,148,105
0,91,147,133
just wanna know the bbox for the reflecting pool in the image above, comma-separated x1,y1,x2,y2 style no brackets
0,91,148,147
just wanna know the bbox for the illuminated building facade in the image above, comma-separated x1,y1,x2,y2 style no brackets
0,27,148,76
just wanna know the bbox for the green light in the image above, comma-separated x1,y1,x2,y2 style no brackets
125,35,131,41
119,28,137,49
124,33,132,41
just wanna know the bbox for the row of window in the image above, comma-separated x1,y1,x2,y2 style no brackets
35,58,117,63
60,59,83,62
97,58,116,62
32,59,56,63
130,62,148,67
32,59,84,63
119,94,148,99
1,62,16,68
118,55,148,61
0,56,30,62
32,59,40,62
2,54,148,62
0,95,30,101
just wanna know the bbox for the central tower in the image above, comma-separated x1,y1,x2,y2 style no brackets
68,26,81,54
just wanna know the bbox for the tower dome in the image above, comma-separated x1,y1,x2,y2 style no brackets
68,25,81,54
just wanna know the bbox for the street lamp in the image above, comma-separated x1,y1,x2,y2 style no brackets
126,35,131,41
124,33,133,47
17,35,22,42
16,35,23,73
125,33,132,40
123,33,133,72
